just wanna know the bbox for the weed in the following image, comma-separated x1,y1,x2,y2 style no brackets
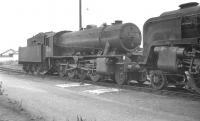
30,114,46,121
77,115,87,121
17,99,23,111
0,81,4,95
7,98,24,111
64,115,93,121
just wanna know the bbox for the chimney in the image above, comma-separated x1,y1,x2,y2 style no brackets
112,20,123,25
115,20,123,24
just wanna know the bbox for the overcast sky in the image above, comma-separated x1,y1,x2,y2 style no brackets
0,0,195,53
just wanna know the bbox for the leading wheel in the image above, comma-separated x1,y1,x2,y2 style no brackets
150,70,167,90
115,70,127,85
137,70,148,84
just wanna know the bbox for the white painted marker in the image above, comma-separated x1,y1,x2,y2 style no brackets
83,88,121,95
56,83,91,88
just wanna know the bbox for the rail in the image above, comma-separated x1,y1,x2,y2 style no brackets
0,65,200,101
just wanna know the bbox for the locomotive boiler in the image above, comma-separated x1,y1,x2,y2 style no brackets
53,21,141,56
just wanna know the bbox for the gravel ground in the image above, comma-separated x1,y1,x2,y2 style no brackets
0,95,37,121
0,71,200,121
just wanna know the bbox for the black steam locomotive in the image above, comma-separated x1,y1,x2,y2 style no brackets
19,2,200,94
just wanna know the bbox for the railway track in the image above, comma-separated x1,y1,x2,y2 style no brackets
1,65,200,101
75,79,200,101
0,66,24,74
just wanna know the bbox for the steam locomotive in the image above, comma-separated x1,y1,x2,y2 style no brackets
19,2,200,94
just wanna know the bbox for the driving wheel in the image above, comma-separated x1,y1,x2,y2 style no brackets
150,70,167,90
115,69,127,85
77,69,87,81
59,65,65,77
89,70,101,82
67,70,75,80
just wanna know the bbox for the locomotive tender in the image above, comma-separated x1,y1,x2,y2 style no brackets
19,2,200,93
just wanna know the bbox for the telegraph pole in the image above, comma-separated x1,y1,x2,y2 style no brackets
79,0,82,30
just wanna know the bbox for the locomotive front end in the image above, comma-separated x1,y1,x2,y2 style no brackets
143,2,200,93
117,23,141,52
101,22,141,53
